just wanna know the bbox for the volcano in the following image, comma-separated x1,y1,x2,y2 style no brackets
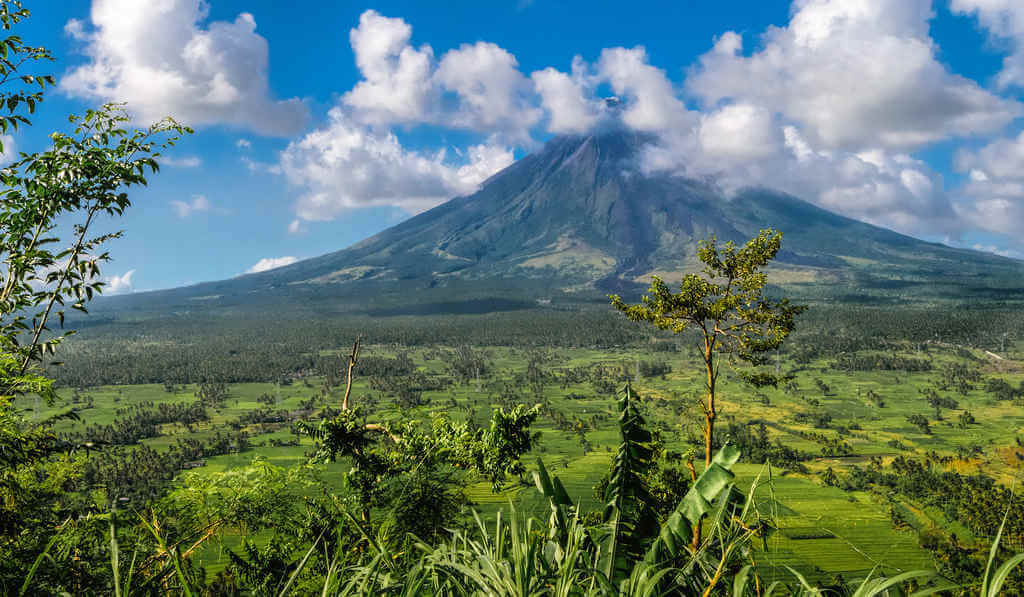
97,130,1024,317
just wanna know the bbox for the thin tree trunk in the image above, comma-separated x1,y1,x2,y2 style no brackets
693,341,716,551
704,344,716,467
342,337,360,411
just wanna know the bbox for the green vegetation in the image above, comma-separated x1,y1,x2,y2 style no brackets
2,4,1024,594
17,338,1024,587
12,352,1024,594
611,228,805,467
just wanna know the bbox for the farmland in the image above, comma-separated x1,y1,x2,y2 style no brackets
21,337,1024,582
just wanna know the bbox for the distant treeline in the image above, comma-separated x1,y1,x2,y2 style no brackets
46,304,1024,387
830,353,932,372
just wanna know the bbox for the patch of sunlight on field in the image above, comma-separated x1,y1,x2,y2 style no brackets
738,467,935,583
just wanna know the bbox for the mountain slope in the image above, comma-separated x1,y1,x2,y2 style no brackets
96,130,1024,318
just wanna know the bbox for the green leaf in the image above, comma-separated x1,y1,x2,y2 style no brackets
985,553,1024,597
644,442,741,565
18,527,61,596
601,382,656,584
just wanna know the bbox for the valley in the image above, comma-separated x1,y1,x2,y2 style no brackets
26,330,1024,583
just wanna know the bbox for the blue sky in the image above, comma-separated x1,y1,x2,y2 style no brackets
12,0,1024,292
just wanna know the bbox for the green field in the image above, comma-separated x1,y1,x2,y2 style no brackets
22,340,1024,581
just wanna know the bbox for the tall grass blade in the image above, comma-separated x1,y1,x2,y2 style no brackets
645,442,741,565
139,513,194,597
731,564,753,597
110,516,121,597
850,569,937,597
277,531,322,597
984,553,1024,597
18,529,60,597
784,566,823,596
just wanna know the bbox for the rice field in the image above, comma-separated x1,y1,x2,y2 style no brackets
21,340,1024,581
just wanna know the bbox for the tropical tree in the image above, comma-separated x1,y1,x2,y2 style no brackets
0,2,191,589
302,339,540,528
609,229,805,468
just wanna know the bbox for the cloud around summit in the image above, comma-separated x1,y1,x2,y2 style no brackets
270,1,1023,251
62,0,1024,256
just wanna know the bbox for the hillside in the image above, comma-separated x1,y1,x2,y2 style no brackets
90,130,1024,320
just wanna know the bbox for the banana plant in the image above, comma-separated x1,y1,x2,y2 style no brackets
599,382,658,586
643,442,741,567
534,383,745,594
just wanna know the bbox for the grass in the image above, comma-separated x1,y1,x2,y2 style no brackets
20,341,1024,583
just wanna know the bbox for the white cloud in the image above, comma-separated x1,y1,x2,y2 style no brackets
241,156,281,175
280,108,513,221
269,5,1024,244
287,219,305,235
0,134,15,164
171,195,211,218
802,152,958,235
62,0,308,136
246,256,298,274
686,0,1021,150
162,155,201,168
435,42,541,141
955,130,1024,179
342,10,540,142
236,138,252,149
952,0,1024,89
104,269,135,294
591,0,1020,240
952,131,1024,236
64,17,88,41
971,243,1022,258
531,58,604,134
597,46,695,133
343,10,436,126
698,103,780,160
640,120,960,238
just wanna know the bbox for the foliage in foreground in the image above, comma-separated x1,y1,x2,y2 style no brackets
20,385,1022,596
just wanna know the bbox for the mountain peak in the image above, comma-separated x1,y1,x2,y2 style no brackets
119,127,1023,312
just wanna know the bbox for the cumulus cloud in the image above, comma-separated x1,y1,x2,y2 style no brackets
604,0,1021,240
270,10,532,222
241,156,281,175
792,149,958,236
952,0,1024,90
686,0,1021,150
236,139,251,149
268,5,1024,244
246,256,298,274
597,46,696,133
104,269,135,294
436,42,541,140
531,59,603,134
62,0,308,136
343,10,436,126
0,134,15,164
341,10,541,142
698,103,781,161
955,130,1024,180
280,108,513,221
971,243,1022,258
952,131,1024,236
171,195,211,218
